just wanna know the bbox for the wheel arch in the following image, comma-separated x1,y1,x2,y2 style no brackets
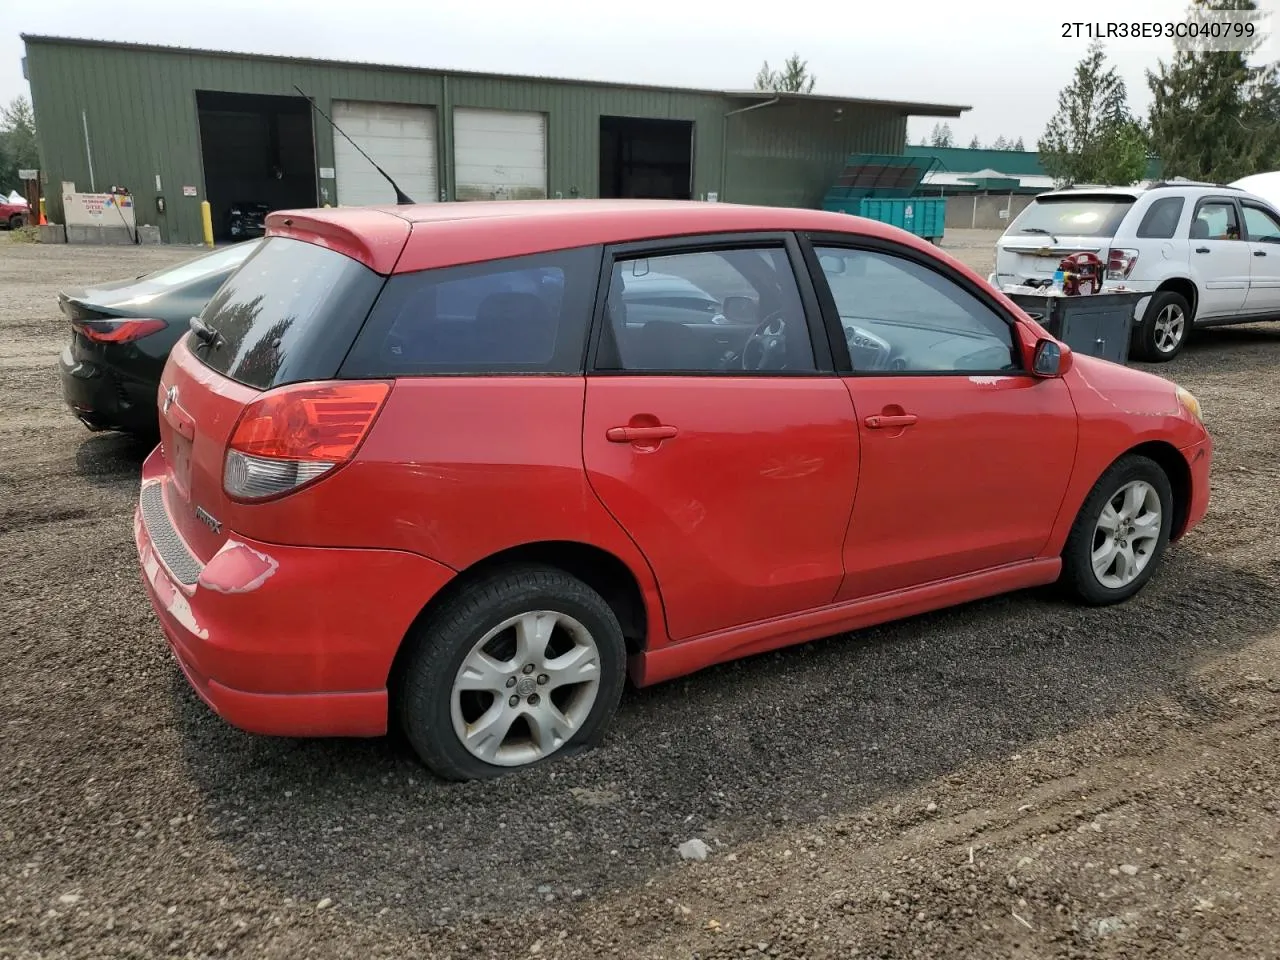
1154,277,1198,320
388,539,657,690
1125,440,1193,540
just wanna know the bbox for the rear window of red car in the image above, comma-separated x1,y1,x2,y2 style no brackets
191,237,384,390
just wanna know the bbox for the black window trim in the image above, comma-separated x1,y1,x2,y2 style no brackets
799,231,1032,378
1239,200,1280,243
1191,195,1245,240
584,231,836,377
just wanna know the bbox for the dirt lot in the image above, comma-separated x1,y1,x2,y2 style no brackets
2,231,1279,960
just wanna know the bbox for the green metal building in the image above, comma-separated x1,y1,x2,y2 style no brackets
21,35,968,245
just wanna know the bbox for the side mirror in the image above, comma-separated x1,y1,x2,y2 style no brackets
818,253,846,276
1032,338,1073,377
721,295,759,324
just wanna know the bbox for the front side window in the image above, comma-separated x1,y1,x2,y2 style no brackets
1242,203,1280,242
1193,201,1241,241
597,246,816,373
342,246,600,376
813,246,1020,374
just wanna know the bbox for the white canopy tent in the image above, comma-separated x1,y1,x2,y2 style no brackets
1232,171,1280,210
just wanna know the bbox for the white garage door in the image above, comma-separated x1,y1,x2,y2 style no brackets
331,100,437,207
454,108,547,201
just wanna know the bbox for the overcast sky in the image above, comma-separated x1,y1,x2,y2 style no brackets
3,0,1278,147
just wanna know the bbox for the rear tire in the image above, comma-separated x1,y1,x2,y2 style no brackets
395,565,627,781
8,214,24,230
1131,290,1191,362
1060,454,1174,606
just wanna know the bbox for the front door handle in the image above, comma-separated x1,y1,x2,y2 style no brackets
864,414,918,429
1195,246,1211,254
606,425,678,443
1255,249,1268,257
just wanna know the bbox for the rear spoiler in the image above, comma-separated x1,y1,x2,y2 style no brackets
264,209,411,274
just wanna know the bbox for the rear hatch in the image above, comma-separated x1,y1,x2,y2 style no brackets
993,192,1137,285
155,231,393,564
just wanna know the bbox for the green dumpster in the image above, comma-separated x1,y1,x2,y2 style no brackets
821,153,947,243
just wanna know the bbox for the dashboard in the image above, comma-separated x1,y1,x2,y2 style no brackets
841,317,1020,373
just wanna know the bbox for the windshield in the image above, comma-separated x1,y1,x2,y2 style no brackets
139,239,263,288
1007,195,1136,238
192,237,384,390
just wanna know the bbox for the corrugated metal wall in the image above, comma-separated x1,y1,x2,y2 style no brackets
726,101,908,208
24,38,913,246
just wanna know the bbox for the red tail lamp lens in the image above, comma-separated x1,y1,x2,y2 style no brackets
229,381,391,462
74,318,168,343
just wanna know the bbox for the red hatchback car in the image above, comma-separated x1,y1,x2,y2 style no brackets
135,200,1212,780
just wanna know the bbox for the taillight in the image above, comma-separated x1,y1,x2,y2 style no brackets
1106,248,1139,280
73,317,167,343
223,381,391,500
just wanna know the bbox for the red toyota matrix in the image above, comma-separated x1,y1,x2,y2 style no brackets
135,200,1212,781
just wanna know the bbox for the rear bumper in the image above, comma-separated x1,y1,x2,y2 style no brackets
134,447,456,738
1178,434,1213,539
59,344,159,435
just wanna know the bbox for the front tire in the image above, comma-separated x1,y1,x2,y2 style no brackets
1060,454,1174,605
1132,290,1191,362
395,565,627,781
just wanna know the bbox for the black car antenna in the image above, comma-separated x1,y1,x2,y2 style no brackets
293,84,416,205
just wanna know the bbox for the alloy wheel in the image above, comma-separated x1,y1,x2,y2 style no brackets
450,610,601,767
1153,303,1185,354
1091,480,1163,589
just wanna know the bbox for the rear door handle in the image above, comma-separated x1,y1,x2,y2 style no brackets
606,425,678,443
1195,246,1211,254
864,414,918,429
1255,250,1268,257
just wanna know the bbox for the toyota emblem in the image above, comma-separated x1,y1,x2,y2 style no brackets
162,385,177,415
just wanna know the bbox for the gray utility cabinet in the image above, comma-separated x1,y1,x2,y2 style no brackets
1006,292,1141,366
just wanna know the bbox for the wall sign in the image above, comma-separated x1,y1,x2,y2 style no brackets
182,185,197,197
318,167,335,179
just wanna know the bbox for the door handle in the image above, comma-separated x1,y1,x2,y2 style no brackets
1255,250,1268,257
1195,246,1211,254
864,414,918,429
606,425,678,443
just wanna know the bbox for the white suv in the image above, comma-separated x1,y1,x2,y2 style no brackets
990,182,1280,362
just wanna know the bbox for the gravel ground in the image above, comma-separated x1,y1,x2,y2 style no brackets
3,232,1279,960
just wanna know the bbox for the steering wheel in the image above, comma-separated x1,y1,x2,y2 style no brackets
741,311,789,371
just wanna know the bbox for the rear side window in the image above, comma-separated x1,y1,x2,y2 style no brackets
141,239,262,288
1136,197,1185,239
193,237,384,390
1008,194,1136,238
341,246,601,376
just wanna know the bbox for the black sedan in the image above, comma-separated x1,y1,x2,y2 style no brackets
58,239,261,437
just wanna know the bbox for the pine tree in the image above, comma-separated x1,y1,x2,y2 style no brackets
1147,0,1280,182
967,135,981,149
0,97,38,190
929,123,954,148
1039,42,1147,185
754,54,816,94
1013,137,1026,151
992,135,1010,150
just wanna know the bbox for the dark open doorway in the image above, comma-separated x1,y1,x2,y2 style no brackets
599,116,693,200
196,91,317,243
